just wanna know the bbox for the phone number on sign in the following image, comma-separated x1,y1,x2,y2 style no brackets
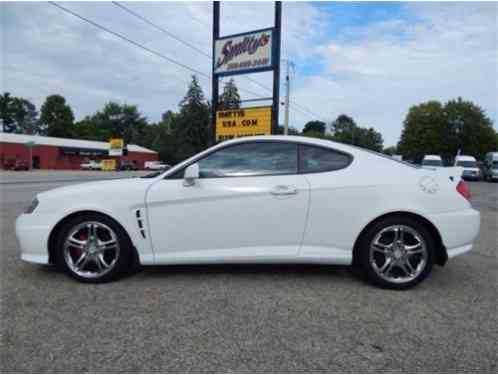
227,58,270,71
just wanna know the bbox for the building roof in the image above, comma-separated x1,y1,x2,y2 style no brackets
0,132,157,154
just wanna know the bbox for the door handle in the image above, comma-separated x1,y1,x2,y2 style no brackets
270,185,298,196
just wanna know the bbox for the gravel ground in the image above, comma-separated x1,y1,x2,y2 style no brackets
0,174,496,373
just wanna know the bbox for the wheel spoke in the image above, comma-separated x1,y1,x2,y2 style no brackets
79,255,90,271
406,244,423,255
372,242,389,254
88,223,98,240
394,226,404,243
75,252,87,267
97,253,110,269
400,263,413,277
98,239,117,252
404,259,416,274
67,237,86,249
379,258,393,274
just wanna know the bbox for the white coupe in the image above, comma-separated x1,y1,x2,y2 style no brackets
16,136,480,289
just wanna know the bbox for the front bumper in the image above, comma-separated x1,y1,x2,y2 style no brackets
15,213,54,264
427,208,480,259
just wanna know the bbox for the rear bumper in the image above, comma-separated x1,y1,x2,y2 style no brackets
427,208,480,259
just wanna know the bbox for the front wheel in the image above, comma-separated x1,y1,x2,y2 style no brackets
356,216,435,289
55,213,132,283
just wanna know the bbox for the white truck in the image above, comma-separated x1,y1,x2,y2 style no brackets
144,161,170,171
421,155,444,169
483,152,498,182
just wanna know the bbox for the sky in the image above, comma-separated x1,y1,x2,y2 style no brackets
1,1,497,147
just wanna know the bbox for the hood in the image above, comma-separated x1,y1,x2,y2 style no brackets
37,177,152,201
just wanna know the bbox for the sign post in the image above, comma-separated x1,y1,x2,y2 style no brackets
212,1,282,143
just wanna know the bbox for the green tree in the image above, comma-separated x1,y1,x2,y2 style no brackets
218,78,241,110
331,114,384,151
0,93,41,134
76,102,148,144
398,98,496,162
302,120,326,135
40,95,75,138
331,114,356,144
172,75,210,162
383,146,398,156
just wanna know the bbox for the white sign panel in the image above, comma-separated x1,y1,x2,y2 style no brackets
214,29,273,75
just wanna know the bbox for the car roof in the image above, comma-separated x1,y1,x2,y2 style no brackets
456,155,477,161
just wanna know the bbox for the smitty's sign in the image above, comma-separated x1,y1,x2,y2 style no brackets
216,107,272,141
214,29,273,76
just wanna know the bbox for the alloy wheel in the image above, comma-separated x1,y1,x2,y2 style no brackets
369,225,428,284
63,221,120,279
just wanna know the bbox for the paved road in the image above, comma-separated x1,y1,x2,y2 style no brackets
1,177,496,372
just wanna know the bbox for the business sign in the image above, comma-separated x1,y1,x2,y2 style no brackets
101,159,117,171
214,28,273,76
216,107,272,141
108,138,124,156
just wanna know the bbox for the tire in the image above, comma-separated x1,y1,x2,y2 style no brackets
54,213,132,283
356,215,435,289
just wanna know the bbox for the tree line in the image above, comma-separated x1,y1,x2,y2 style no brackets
1,76,496,163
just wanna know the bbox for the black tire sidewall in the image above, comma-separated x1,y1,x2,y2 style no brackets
54,213,132,283
357,216,436,290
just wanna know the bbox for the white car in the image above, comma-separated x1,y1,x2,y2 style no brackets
80,160,101,171
16,136,480,289
455,155,481,181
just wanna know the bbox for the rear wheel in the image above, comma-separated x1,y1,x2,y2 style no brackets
55,213,132,283
356,216,435,289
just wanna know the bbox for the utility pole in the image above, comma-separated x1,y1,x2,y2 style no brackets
211,1,220,145
283,59,291,135
272,1,282,134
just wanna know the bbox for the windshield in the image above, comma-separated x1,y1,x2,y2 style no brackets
422,160,443,167
457,161,477,168
492,161,498,169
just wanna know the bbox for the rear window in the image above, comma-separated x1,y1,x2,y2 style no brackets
457,160,477,168
422,160,443,167
299,145,352,173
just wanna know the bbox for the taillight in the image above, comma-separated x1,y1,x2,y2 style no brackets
456,180,471,200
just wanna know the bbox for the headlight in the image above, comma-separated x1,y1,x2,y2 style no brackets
25,198,39,214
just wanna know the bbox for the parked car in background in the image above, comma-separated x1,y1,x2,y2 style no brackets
421,155,444,169
455,155,481,181
483,152,498,182
4,159,29,171
145,161,170,171
119,160,138,171
80,160,101,170
16,135,480,289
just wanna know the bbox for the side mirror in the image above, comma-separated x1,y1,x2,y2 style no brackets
183,163,199,186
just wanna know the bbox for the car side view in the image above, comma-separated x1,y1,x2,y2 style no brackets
16,136,480,289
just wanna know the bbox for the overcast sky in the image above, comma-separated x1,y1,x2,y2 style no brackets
1,1,497,146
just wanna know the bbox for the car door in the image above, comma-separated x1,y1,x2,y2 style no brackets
146,141,310,264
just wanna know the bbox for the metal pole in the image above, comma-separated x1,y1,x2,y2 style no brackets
211,1,220,145
272,1,282,134
283,59,290,135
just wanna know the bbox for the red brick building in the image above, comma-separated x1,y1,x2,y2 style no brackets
0,133,158,170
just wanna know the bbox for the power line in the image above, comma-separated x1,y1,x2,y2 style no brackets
109,2,328,122
50,1,328,122
112,1,211,59
49,1,211,81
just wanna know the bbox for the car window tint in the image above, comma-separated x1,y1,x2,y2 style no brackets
197,142,298,178
299,145,351,173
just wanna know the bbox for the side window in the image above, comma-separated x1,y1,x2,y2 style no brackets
196,142,298,178
299,145,352,173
